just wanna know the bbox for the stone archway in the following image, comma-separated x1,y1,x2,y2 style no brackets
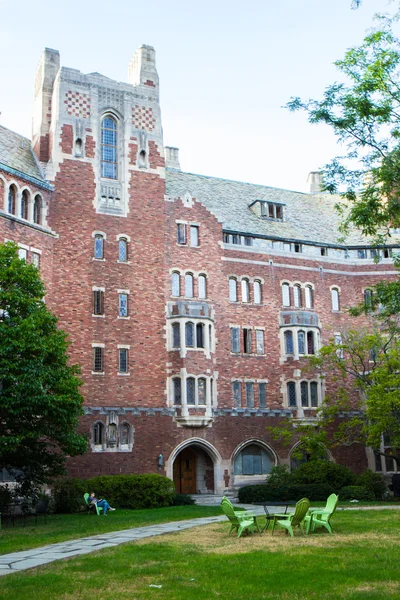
167,439,222,495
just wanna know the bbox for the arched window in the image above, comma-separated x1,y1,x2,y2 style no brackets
198,378,206,405
33,195,41,224
293,284,302,308
93,422,104,447
120,423,130,446
8,185,16,215
172,323,180,348
298,330,305,354
305,285,313,309
185,322,194,347
287,382,297,407
94,234,104,259
284,330,294,354
331,287,340,312
229,278,237,302
172,272,180,297
118,238,128,262
198,275,207,299
186,377,195,405
101,116,117,179
20,190,28,220
173,378,182,405
185,273,194,298
196,323,204,348
307,331,315,354
241,279,250,303
254,280,262,304
282,283,290,307
233,444,274,476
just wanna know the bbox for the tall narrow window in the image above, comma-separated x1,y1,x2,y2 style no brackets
301,381,309,407
231,327,240,353
190,225,199,247
33,195,41,224
259,383,267,408
307,331,315,355
186,378,195,405
282,283,290,307
198,275,207,299
93,290,104,315
119,348,128,373
185,322,194,347
310,382,319,407
287,382,296,407
298,330,305,354
173,378,182,405
246,382,254,408
364,289,373,309
118,238,128,262
243,329,252,353
293,285,301,308
196,323,204,348
8,185,16,215
209,324,212,350
120,423,130,446
119,293,128,317
94,235,104,259
305,285,313,309
198,378,206,405
172,323,181,348
177,223,186,244
94,422,104,446
284,330,294,354
185,273,194,298
331,288,340,311
93,347,104,372
101,116,117,179
256,330,264,355
20,190,28,220
233,381,241,407
31,252,40,269
172,272,180,297
241,279,250,303
229,278,237,302
254,280,262,304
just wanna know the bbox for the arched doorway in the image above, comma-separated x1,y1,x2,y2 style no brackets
171,441,219,494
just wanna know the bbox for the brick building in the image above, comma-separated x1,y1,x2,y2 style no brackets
1,46,398,493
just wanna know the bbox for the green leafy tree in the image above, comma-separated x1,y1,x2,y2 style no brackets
0,242,87,494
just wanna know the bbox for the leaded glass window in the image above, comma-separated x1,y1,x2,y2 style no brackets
172,272,180,296
172,323,180,348
185,273,194,298
310,382,319,407
119,293,128,317
119,348,128,373
186,377,195,405
287,382,296,407
196,323,204,348
198,378,206,405
298,331,305,354
231,327,240,353
301,381,309,407
101,116,117,179
282,283,290,306
173,378,182,405
246,382,254,408
94,235,104,259
33,196,41,224
185,322,194,347
233,381,241,407
284,330,293,354
119,238,128,262
259,383,267,408
256,330,264,354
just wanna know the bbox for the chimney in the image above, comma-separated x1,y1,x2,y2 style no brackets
32,48,60,163
307,171,323,194
128,45,159,94
165,147,181,170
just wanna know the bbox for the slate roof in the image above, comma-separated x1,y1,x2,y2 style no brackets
0,125,46,183
166,169,398,247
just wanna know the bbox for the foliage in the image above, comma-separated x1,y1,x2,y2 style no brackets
290,460,357,489
265,465,292,488
0,484,12,511
52,474,176,513
356,469,387,499
0,243,87,495
171,493,195,506
238,482,335,502
339,485,375,501
287,15,400,241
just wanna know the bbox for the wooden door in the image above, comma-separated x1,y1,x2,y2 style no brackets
173,448,196,494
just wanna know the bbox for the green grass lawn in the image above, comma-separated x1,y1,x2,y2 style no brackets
1,509,400,599
0,505,221,555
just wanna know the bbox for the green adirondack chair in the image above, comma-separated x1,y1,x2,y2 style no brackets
221,496,261,538
84,493,104,516
304,493,339,534
271,497,310,537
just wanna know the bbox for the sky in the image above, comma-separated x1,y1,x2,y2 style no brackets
0,0,398,192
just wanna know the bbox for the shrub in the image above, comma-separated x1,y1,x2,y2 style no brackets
339,485,375,501
53,478,88,513
265,465,291,488
356,470,387,500
238,482,334,503
171,494,195,506
0,485,12,511
291,460,356,490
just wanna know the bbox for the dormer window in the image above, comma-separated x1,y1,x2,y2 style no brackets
260,202,283,220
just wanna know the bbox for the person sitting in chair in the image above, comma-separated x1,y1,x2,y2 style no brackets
90,492,116,515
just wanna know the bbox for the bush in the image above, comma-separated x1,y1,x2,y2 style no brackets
0,485,12,511
339,485,375,501
171,494,195,506
52,474,176,513
291,460,356,490
238,482,334,503
356,470,387,500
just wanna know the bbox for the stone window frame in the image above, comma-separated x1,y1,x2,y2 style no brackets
170,373,215,410
117,344,130,375
91,417,134,452
175,220,201,248
1,179,47,227
285,379,322,409
230,324,265,356
100,114,118,180
233,439,277,477
228,275,264,305
170,269,209,300
116,233,131,263
92,231,106,261
281,326,319,360
168,318,214,358
92,343,105,375
281,280,315,309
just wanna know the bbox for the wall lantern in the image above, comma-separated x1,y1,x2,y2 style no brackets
158,453,164,468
